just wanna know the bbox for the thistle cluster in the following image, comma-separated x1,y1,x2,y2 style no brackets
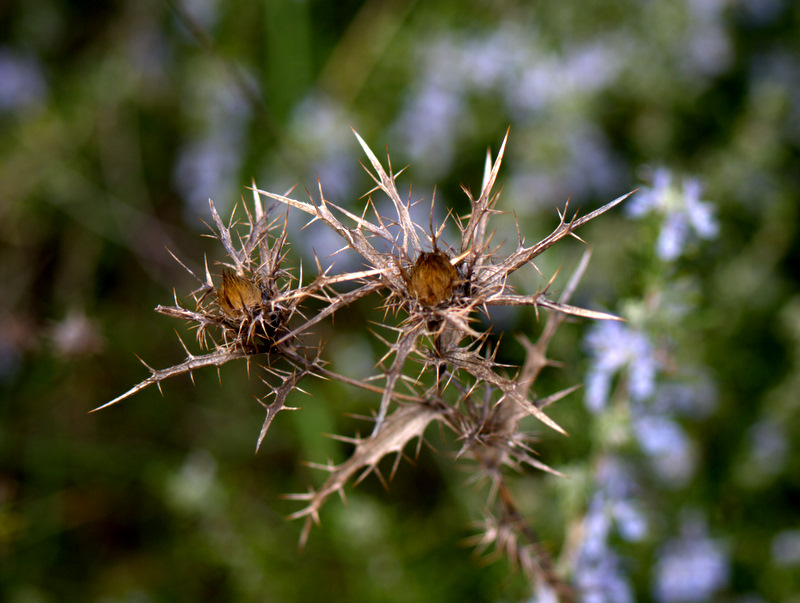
101,129,633,598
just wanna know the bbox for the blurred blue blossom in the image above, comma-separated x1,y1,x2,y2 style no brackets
738,0,784,24
626,169,719,261
526,583,559,603
504,120,626,211
175,137,242,217
595,456,649,542
651,376,718,420
572,457,649,602
584,321,659,412
771,529,800,567
573,490,635,603
561,124,627,199
508,38,622,115
173,70,252,220
745,418,789,477
392,66,465,177
0,48,47,113
289,93,359,203
391,23,623,183
653,512,729,602
580,162,723,595
633,414,696,488
180,0,220,31
683,0,733,78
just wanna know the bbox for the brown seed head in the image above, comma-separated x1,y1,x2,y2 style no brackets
217,269,262,317
407,251,457,306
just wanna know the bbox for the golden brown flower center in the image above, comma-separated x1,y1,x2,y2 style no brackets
217,270,262,316
408,251,457,306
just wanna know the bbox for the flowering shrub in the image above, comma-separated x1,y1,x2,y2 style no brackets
566,168,725,602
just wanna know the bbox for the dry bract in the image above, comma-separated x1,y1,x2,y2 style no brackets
404,250,458,306
217,269,263,317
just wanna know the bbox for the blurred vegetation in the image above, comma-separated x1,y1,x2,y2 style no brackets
1,0,799,601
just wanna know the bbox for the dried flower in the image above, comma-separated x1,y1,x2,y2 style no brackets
403,250,458,306
216,269,263,317
626,168,718,261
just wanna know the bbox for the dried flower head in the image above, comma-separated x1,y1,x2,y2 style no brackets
403,250,458,306
217,269,263,317
95,190,333,450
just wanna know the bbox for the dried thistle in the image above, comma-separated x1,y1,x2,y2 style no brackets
253,129,634,591
103,127,635,598
96,188,330,450
256,129,629,431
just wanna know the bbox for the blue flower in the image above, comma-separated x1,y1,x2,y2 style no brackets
584,321,659,411
633,414,696,488
596,457,649,541
574,492,635,603
627,169,719,261
772,529,800,567
0,48,47,113
653,513,729,602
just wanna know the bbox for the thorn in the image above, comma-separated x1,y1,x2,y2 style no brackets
175,331,193,358
390,452,404,479
135,353,155,373
324,433,361,445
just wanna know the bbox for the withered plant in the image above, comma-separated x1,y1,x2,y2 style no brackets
96,194,332,449
103,129,634,599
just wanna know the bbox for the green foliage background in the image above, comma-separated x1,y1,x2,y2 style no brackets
1,1,799,601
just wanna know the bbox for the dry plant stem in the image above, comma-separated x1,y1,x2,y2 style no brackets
285,400,448,549
460,250,595,602
256,367,306,452
495,247,597,432
94,346,251,411
497,481,576,602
